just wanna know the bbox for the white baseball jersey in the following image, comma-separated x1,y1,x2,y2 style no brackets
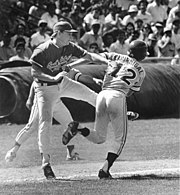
101,52,146,96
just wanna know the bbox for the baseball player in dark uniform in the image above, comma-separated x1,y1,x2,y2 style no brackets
62,40,148,179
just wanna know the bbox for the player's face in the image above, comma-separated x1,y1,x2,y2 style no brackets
58,31,72,45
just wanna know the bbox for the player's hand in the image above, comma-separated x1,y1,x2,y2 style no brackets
54,71,68,82
26,99,33,110
62,65,71,72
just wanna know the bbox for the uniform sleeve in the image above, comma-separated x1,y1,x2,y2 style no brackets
29,48,46,68
71,42,87,58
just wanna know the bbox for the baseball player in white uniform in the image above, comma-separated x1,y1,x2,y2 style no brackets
62,40,148,179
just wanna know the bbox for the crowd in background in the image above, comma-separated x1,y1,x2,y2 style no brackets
0,0,180,65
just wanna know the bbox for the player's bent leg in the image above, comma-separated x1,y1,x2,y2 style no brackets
53,100,81,160
62,121,79,145
60,77,97,107
5,101,39,163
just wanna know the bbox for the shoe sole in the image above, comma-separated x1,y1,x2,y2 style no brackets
62,122,79,145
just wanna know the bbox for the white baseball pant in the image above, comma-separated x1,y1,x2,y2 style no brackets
15,96,74,146
34,76,97,164
84,89,127,156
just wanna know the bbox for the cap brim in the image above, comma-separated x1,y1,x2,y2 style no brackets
65,29,78,33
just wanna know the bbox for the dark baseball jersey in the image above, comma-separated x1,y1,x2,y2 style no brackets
29,40,87,76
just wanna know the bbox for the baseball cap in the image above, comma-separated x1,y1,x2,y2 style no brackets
38,20,47,27
51,21,78,37
128,5,138,13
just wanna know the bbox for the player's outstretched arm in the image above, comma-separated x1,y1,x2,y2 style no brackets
67,52,110,69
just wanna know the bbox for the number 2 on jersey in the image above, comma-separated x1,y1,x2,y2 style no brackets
121,68,137,85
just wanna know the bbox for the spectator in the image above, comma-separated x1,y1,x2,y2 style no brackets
115,0,139,18
30,20,50,50
157,27,176,57
166,0,180,28
5,9,21,36
121,5,138,27
124,22,135,40
28,0,47,26
142,23,153,42
135,18,144,40
88,42,100,53
78,21,103,50
135,18,144,31
171,17,180,50
147,33,158,57
147,0,167,24
109,29,129,54
41,2,58,31
171,47,180,65
60,6,72,23
0,32,15,61
153,22,164,40
14,37,32,59
136,0,153,25
9,42,29,61
10,23,30,48
69,4,84,30
104,4,123,32
102,30,115,52
125,30,141,44
83,4,105,35
58,0,73,12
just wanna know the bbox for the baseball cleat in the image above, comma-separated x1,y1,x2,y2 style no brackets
98,169,113,179
127,111,139,121
62,121,79,145
5,149,16,162
43,163,56,180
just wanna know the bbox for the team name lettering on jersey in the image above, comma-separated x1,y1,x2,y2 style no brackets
47,55,72,72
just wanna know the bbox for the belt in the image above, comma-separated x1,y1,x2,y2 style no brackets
37,78,63,86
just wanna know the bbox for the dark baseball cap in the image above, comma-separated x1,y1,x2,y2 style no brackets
51,21,77,37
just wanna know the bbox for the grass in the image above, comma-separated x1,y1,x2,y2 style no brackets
0,119,179,194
